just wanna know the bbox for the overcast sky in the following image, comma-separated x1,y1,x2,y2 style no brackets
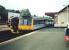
0,0,69,16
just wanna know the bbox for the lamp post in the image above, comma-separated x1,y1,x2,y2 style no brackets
67,5,69,24
66,5,69,28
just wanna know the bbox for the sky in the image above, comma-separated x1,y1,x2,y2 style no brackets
0,0,69,16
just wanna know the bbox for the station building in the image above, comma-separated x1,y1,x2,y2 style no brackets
45,5,69,27
7,9,20,26
7,10,20,19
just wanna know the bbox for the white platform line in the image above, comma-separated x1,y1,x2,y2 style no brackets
0,31,38,46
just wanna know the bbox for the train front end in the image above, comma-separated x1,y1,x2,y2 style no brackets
18,17,34,32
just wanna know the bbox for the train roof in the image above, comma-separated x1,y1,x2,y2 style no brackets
20,16,53,20
32,17,53,20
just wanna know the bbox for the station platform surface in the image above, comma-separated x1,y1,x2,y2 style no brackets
0,25,10,31
0,28,69,50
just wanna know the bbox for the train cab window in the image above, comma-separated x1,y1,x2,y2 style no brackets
23,19,32,25
23,19,27,25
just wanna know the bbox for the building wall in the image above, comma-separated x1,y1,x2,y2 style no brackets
8,12,20,19
8,12,20,24
54,7,69,27
54,14,58,24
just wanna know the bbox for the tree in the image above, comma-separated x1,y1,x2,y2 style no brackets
15,10,20,13
0,5,6,15
20,9,31,18
0,5,8,24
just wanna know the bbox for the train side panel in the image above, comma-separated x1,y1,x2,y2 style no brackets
33,24,45,30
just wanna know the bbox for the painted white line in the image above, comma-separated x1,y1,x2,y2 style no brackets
0,31,39,46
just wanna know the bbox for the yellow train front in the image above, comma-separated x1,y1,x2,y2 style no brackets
18,16,46,32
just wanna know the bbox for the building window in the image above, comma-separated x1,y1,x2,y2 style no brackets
61,22,64,24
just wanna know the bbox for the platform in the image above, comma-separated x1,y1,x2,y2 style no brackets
0,28,69,50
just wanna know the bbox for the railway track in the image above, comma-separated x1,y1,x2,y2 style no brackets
0,27,46,43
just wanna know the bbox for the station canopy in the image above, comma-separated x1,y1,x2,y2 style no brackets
44,15,52,20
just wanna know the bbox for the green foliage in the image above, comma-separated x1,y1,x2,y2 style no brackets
0,5,6,15
0,5,8,19
20,9,31,17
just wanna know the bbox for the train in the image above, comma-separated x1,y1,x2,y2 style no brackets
18,16,45,32
18,16,54,32
0,5,54,32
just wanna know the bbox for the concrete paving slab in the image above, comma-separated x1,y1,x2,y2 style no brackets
0,25,10,31
0,28,69,50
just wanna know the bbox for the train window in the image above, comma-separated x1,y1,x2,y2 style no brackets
19,18,23,25
19,18,32,25
23,19,27,25
34,20,45,25
34,20,38,25
22,19,32,25
27,19,32,25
